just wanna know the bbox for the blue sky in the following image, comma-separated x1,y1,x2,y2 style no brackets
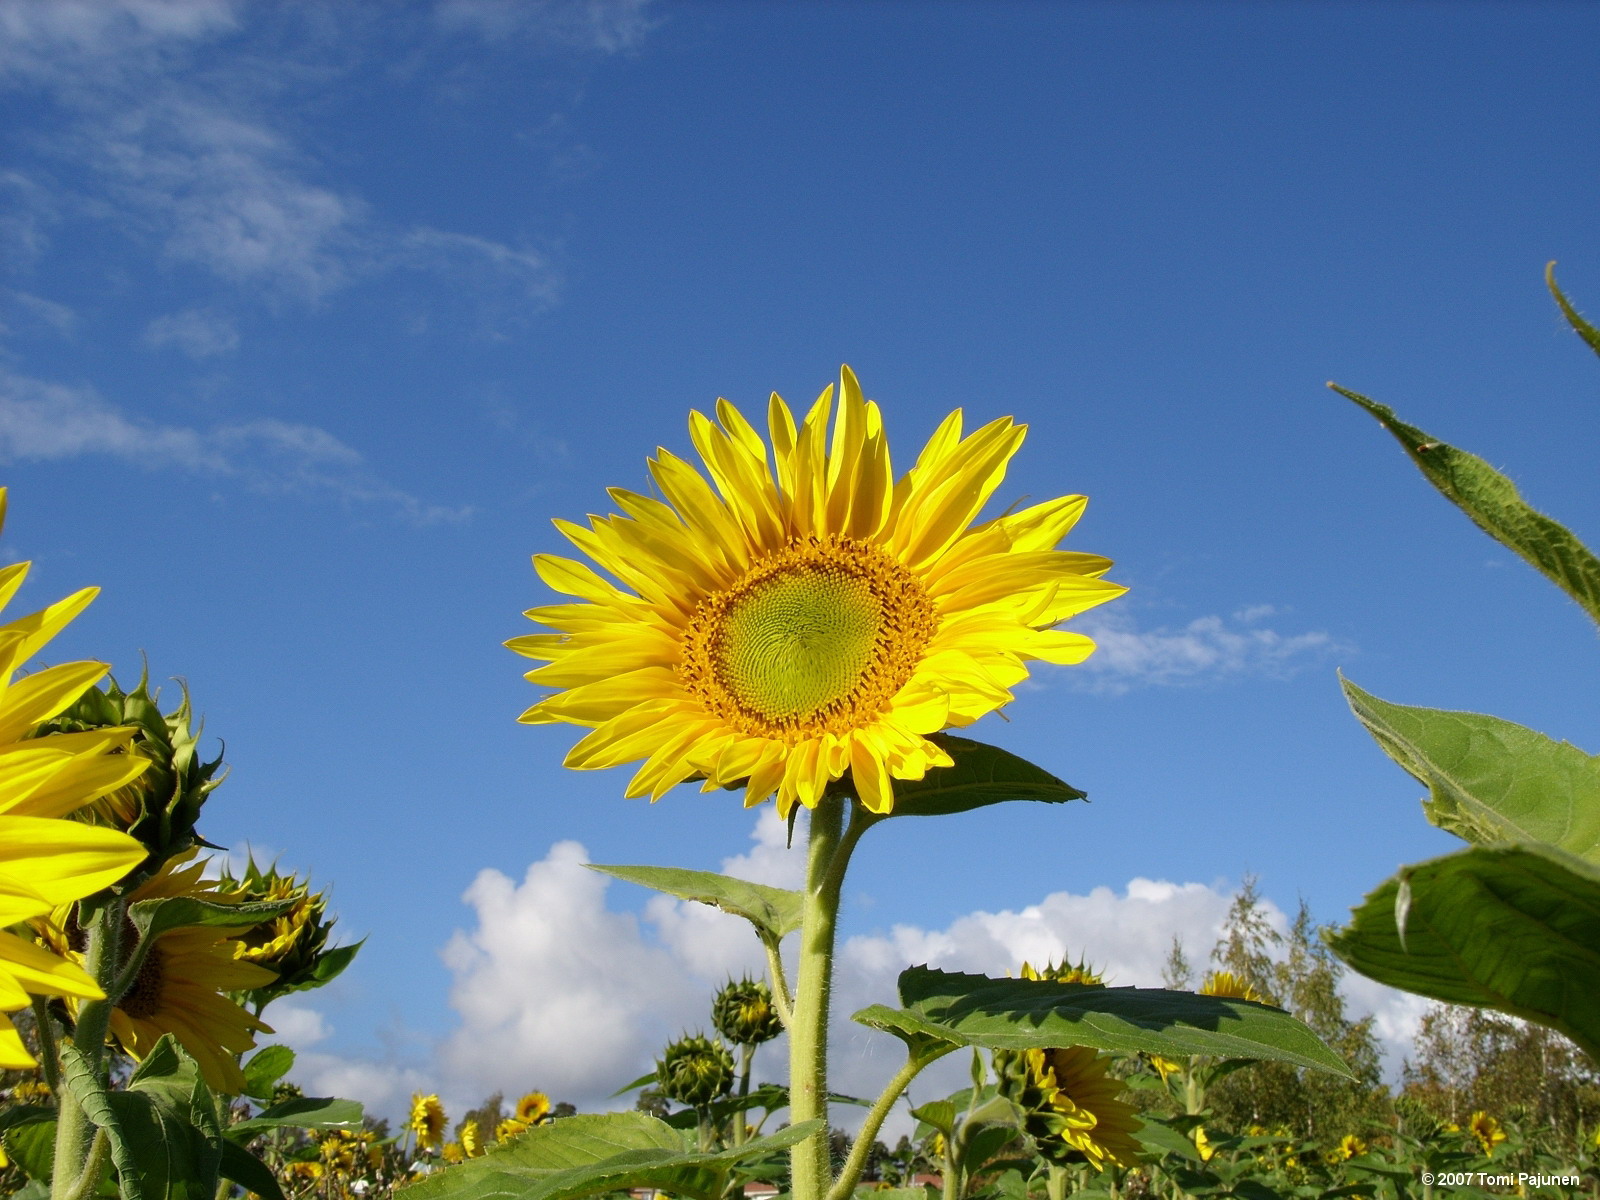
3,0,1598,1126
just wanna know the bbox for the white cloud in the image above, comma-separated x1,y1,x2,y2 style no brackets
433,0,657,53
0,289,76,338
144,307,239,357
1067,605,1346,693
0,368,470,525
274,815,1424,1139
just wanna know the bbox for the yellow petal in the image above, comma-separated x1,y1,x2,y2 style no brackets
0,816,143,907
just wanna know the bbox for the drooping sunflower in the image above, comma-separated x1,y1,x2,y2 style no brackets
1019,1045,1144,1171
410,1092,448,1152
37,851,277,1093
0,489,151,1068
510,368,1123,815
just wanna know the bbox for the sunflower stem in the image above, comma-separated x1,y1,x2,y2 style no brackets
789,794,850,1200
827,1047,952,1200
29,996,62,1096
51,898,121,1200
760,933,794,1029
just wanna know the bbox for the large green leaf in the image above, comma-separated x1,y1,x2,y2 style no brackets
853,968,1352,1077
1341,677,1600,861
1547,262,1600,360
1326,842,1600,1060
881,736,1085,818
587,864,802,940
0,1108,61,1186
219,1139,286,1200
401,1111,823,1200
1331,383,1600,627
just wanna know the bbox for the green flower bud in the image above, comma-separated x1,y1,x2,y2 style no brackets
711,977,782,1047
656,1033,734,1107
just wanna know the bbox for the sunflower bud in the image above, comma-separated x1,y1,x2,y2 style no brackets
36,672,222,868
656,1033,734,1107
217,855,358,1006
711,977,782,1047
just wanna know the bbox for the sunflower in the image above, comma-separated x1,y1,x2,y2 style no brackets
1023,1045,1143,1171
0,490,151,1068
410,1092,447,1151
514,1090,551,1124
1199,970,1267,1004
1468,1111,1506,1156
37,851,277,1093
510,368,1122,815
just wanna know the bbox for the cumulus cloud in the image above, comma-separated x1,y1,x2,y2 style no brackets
272,812,1424,1137
0,368,470,525
1068,604,1346,693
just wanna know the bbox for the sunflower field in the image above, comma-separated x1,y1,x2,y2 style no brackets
1,266,1597,1200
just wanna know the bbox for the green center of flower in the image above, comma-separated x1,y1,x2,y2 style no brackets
719,567,881,721
679,534,939,740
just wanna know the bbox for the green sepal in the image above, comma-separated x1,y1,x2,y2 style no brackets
879,736,1085,819
128,895,298,943
587,864,802,941
1547,262,1600,360
1326,841,1600,1061
225,1095,364,1142
1331,382,1600,628
1341,677,1600,862
219,1139,286,1200
399,1110,824,1200
239,1044,296,1101
853,967,1353,1077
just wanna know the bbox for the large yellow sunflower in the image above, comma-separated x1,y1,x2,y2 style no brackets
510,368,1123,815
0,489,150,1068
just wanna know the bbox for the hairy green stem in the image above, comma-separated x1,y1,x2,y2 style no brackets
788,794,849,1200
51,900,122,1200
29,996,61,1097
761,934,794,1029
827,1048,951,1200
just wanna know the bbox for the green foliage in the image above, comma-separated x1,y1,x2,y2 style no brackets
586,864,803,942
400,1111,823,1200
1327,842,1600,1058
854,966,1354,1075
870,736,1086,819
1329,264,1600,1070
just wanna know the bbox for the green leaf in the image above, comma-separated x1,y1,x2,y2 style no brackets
1341,677,1600,862
1547,262,1600,360
240,1044,296,1100
883,736,1085,818
226,1095,364,1141
909,1099,957,1138
854,968,1353,1077
1331,382,1600,627
400,1111,823,1200
0,1110,59,1185
587,864,802,940
1326,841,1600,1061
219,1139,286,1200
127,895,297,943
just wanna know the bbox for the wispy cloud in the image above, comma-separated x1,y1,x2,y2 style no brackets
2,2,572,319
271,814,1424,1133
143,307,239,357
433,0,657,53
0,368,470,526
1068,604,1347,693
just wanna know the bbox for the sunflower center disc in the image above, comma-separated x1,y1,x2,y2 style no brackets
720,568,881,721
679,534,939,739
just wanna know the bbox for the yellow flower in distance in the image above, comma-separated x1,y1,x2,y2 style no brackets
1468,1111,1506,1156
515,1090,551,1124
1192,1126,1216,1162
0,488,151,1067
1199,971,1267,1004
1335,1134,1367,1160
510,368,1123,815
410,1092,447,1151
